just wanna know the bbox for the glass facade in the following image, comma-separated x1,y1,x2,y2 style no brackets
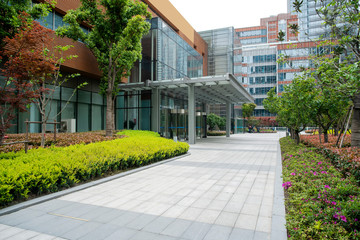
288,0,331,41
118,17,205,139
200,27,234,76
7,79,106,133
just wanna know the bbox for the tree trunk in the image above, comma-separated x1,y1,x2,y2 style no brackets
112,98,116,131
106,92,113,137
318,126,322,144
295,131,300,144
323,128,329,143
0,132,4,145
41,117,46,147
351,94,360,147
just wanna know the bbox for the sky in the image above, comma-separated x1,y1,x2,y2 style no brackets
168,0,288,31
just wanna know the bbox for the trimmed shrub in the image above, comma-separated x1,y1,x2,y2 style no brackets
280,137,360,239
0,130,189,206
207,131,226,136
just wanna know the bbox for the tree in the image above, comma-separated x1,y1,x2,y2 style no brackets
2,13,79,147
264,81,313,144
0,13,46,144
308,54,352,143
242,103,256,121
0,0,53,50
289,0,360,146
56,0,151,136
207,113,225,131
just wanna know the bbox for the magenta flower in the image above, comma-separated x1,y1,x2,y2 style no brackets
282,181,292,189
340,215,347,222
331,201,336,205
291,172,296,176
318,161,322,165
333,213,339,219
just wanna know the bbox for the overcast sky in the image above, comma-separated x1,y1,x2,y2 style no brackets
168,0,288,31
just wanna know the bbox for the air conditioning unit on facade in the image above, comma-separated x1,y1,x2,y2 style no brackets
60,119,76,133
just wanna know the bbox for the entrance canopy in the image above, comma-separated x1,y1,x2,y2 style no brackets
119,73,254,105
118,73,254,144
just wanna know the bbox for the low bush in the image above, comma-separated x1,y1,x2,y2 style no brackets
259,128,277,133
0,130,189,206
207,131,226,136
280,137,360,239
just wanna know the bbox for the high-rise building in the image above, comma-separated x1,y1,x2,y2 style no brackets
287,0,331,41
233,13,301,119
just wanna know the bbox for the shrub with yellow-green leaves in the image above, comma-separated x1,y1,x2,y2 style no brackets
0,130,189,206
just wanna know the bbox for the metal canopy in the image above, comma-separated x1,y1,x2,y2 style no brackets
119,73,254,104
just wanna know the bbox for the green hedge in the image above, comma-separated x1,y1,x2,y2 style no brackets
207,131,226,136
0,130,189,206
280,137,360,239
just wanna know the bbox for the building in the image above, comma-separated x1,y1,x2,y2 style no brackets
232,3,331,122
287,0,331,41
199,27,235,118
233,13,300,120
5,0,253,144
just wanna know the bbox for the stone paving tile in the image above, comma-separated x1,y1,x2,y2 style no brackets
235,213,258,230
178,207,203,221
181,221,212,240
142,216,175,234
161,219,192,238
0,227,26,239
202,225,233,240
215,211,239,227
228,228,255,240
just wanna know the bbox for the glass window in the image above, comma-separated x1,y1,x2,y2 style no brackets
91,105,102,130
92,92,103,105
78,90,91,104
61,101,75,120
36,11,53,29
61,87,77,102
55,13,67,30
77,103,89,132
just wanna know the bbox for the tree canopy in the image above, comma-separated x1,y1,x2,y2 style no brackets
56,0,151,136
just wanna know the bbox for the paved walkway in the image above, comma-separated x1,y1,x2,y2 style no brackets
0,133,287,240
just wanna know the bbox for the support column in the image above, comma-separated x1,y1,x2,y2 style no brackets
226,101,231,138
151,88,160,133
234,108,238,134
188,84,196,144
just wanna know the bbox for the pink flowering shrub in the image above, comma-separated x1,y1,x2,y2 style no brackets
281,137,360,239
301,135,360,182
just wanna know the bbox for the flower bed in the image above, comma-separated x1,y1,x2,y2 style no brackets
301,135,360,182
0,130,189,206
280,137,360,239
0,131,123,153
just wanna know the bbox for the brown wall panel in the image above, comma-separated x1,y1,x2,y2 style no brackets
52,33,101,78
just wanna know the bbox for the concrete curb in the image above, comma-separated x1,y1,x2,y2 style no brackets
0,152,191,217
270,134,288,240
